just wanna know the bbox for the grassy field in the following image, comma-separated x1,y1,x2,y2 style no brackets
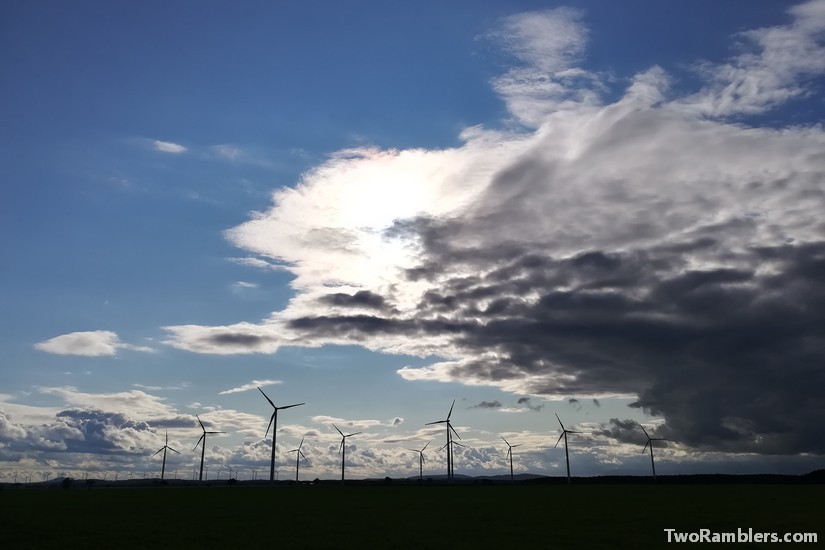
1,483,821,549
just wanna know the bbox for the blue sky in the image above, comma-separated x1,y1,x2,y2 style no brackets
2,1,824,481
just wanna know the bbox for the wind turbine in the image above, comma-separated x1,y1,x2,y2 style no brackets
501,436,523,482
407,442,429,480
288,437,308,482
554,413,580,484
194,415,224,482
333,424,361,483
153,430,180,480
641,425,666,479
426,399,460,480
258,387,305,482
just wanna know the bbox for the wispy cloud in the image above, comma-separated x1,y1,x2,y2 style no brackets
35,331,154,357
218,379,282,395
227,257,291,272
151,139,187,154
210,144,243,161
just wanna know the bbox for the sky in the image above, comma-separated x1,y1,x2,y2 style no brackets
1,0,824,481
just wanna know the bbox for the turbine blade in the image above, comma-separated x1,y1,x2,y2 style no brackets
206,431,224,434
333,424,344,437
513,444,523,448
643,440,650,453
193,434,205,451
554,433,564,448
640,425,650,439
265,413,275,438
347,432,362,437
567,430,581,434
339,438,344,454
449,424,461,440
421,441,429,452
299,436,305,449
257,387,276,408
280,402,305,410
447,399,455,420
425,420,447,426
169,447,180,454
165,430,169,444
197,415,205,431
501,436,510,446
555,413,565,431
153,448,163,456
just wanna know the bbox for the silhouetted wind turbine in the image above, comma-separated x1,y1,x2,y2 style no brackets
153,430,180,480
407,442,429,480
426,399,460,480
288,437,308,482
333,424,361,483
194,415,224,481
258,387,305,482
641,425,666,479
501,436,523,482
554,413,580,484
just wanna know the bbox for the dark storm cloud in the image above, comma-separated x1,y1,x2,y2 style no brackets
206,332,278,347
291,239,825,454
319,290,393,311
595,418,648,445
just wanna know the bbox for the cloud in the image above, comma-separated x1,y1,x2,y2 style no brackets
152,140,187,154
227,257,291,272
678,1,825,116
34,331,154,357
210,144,242,161
218,379,282,395
471,400,502,409
162,2,825,456
517,397,544,412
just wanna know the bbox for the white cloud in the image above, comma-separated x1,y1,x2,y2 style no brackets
678,0,825,116
210,144,243,161
227,257,291,272
218,379,282,395
152,140,187,154
36,386,175,420
34,331,154,357
232,281,259,290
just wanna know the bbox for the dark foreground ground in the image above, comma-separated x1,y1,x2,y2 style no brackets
1,483,822,549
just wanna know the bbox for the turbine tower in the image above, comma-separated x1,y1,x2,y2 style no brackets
258,387,305,482
333,424,361,483
407,442,429,480
288,437,308,482
501,436,523,482
152,430,180,480
554,413,580,484
194,415,224,482
426,399,460,480
641,425,666,479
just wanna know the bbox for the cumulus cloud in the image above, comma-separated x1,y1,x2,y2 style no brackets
218,379,282,395
152,140,187,154
162,2,825,456
35,331,154,357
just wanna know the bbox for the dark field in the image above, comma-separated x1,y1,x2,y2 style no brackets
1,483,821,549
